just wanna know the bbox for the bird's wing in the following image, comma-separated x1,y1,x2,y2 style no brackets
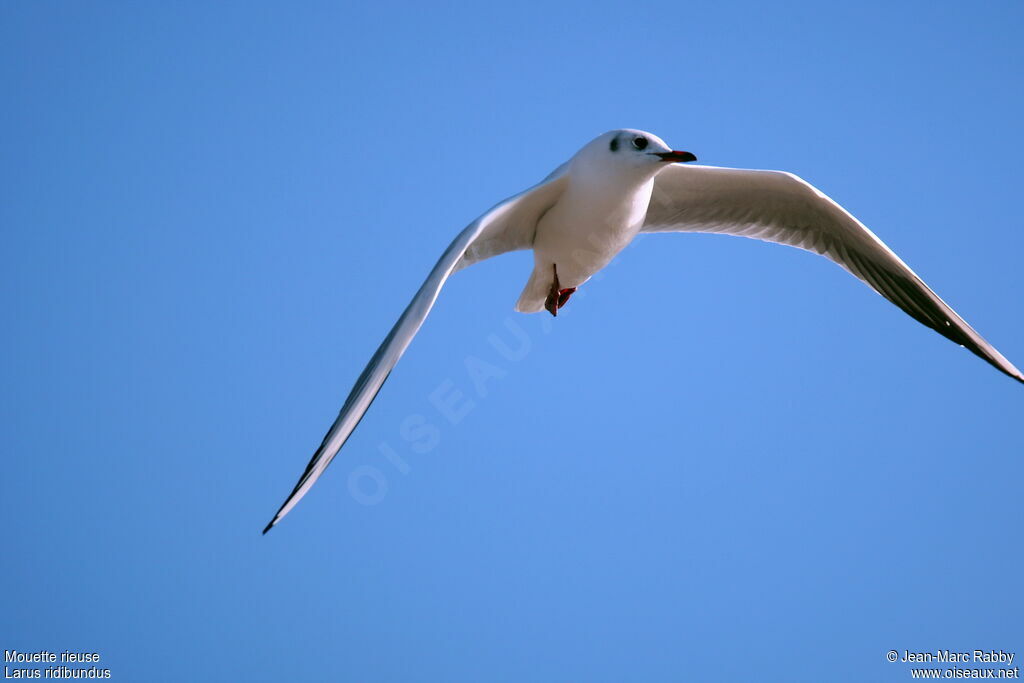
642,163,1023,383
454,160,570,270
263,167,569,533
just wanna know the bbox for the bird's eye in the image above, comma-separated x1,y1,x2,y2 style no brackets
632,136,648,150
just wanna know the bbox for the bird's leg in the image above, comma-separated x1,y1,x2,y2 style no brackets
544,264,561,317
544,264,578,317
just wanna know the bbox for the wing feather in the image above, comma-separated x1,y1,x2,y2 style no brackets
643,164,1022,383
263,169,568,532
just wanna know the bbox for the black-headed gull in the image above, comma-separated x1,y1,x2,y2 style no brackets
263,128,1021,533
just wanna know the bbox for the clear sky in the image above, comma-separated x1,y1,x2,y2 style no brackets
2,2,1022,681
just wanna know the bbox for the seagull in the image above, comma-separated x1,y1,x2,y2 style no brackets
263,128,1022,533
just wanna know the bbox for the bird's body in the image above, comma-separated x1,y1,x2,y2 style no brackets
263,128,1022,534
517,146,656,312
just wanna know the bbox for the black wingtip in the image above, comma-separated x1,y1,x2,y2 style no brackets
262,519,276,535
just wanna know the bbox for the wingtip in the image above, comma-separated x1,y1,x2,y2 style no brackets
262,518,277,535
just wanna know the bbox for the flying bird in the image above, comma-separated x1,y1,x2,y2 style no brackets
263,128,1022,533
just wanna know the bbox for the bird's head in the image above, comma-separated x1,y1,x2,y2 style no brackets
572,129,696,181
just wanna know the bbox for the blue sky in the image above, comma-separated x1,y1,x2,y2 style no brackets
2,1,1022,681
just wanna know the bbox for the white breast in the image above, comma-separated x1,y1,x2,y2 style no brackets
532,177,654,288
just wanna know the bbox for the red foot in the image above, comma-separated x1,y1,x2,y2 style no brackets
557,287,576,309
544,264,577,316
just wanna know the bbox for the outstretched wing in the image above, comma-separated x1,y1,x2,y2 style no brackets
643,163,1023,383
264,168,568,533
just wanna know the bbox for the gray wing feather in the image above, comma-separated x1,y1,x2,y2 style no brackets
264,169,568,533
643,164,1023,383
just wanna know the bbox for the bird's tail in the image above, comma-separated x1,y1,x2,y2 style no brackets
515,266,548,313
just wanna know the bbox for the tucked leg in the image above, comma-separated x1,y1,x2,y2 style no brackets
544,264,561,317
544,264,578,317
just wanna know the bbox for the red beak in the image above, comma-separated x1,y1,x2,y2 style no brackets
655,150,697,163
